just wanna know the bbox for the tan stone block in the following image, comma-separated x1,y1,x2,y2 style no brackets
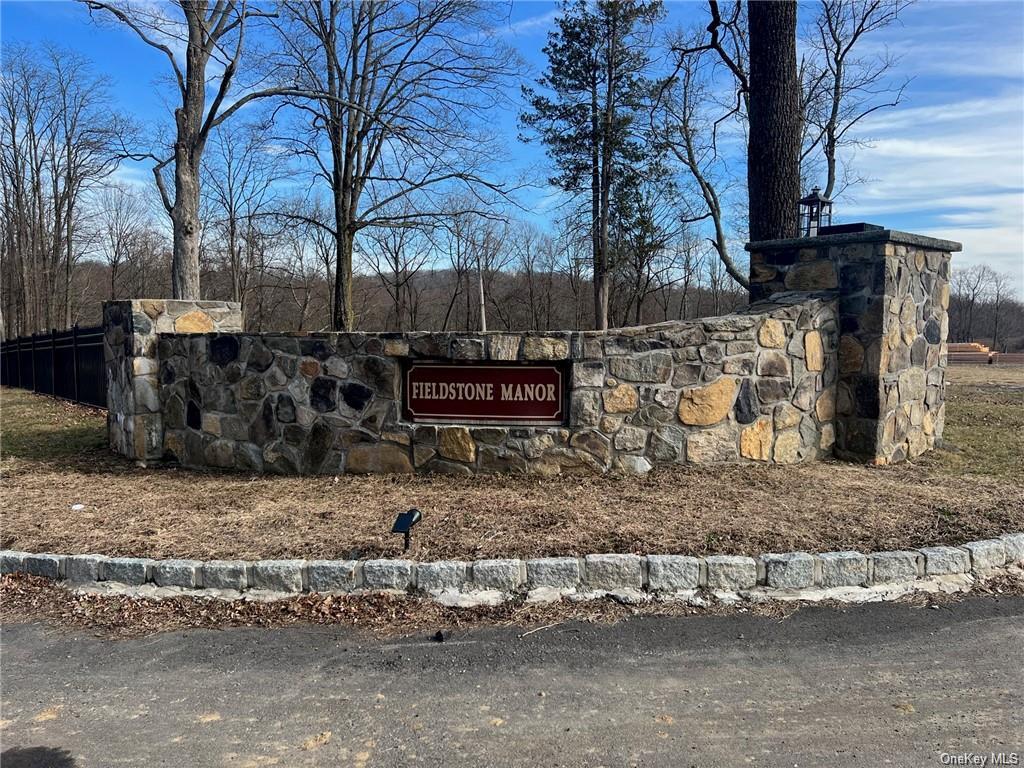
783,261,837,291
820,423,835,450
677,377,737,426
438,426,476,463
940,282,950,310
773,430,801,464
750,263,777,283
383,339,410,357
774,403,801,430
346,443,413,474
139,299,165,319
838,335,864,374
522,336,569,360
599,414,625,434
201,413,221,436
490,335,521,360
804,331,824,372
922,409,936,436
382,431,411,446
815,388,835,422
686,423,738,463
914,251,926,271
899,296,916,325
174,310,215,333
603,384,639,413
758,318,786,348
740,418,773,461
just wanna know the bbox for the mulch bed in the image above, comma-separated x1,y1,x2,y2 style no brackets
1,367,1022,563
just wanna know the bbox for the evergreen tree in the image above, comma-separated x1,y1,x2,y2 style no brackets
521,0,663,331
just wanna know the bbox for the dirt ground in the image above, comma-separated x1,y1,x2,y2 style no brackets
1,364,1021,562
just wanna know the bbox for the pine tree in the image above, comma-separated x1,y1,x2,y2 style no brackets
521,0,663,331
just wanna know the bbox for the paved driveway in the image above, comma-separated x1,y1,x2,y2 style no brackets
2,596,1022,767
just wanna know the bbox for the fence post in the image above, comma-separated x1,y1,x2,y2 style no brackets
30,333,36,393
50,327,56,396
72,324,80,404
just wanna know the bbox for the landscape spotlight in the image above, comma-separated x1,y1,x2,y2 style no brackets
392,508,422,552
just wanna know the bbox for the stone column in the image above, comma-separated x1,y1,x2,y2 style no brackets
745,227,961,464
103,299,242,464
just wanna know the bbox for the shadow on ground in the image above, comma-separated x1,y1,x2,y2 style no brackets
1,746,77,768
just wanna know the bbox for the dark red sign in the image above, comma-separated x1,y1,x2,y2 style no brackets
403,362,565,425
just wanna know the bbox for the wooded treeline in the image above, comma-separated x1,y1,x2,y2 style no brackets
1,0,1019,343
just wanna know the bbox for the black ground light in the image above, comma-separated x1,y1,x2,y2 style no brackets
392,508,422,552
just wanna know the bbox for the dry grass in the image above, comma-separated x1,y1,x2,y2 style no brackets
1,366,1021,562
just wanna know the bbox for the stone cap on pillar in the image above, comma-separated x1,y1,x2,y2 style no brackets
745,225,962,254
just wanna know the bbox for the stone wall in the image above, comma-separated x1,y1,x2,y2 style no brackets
104,300,242,462
746,227,959,464
149,292,837,475
104,227,958,474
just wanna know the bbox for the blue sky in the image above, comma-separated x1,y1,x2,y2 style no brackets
2,0,1022,293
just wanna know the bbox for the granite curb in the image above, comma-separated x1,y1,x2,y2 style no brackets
3,532,1022,604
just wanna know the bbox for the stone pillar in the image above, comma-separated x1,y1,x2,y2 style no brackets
103,299,242,464
745,226,961,464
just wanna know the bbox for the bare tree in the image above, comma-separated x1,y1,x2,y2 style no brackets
0,44,125,335
268,0,518,331
203,120,284,315
360,215,431,332
987,269,1015,351
93,182,151,299
802,0,911,197
79,0,282,299
951,264,991,343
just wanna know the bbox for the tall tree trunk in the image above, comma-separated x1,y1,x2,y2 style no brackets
171,153,202,299
747,0,801,242
590,72,605,332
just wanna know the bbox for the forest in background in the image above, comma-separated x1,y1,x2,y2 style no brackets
2,0,1021,348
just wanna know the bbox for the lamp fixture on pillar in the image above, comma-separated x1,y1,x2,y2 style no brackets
799,186,833,237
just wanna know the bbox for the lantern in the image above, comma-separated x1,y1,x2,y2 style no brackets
799,186,833,237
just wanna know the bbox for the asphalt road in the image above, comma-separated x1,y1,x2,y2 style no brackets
2,596,1022,768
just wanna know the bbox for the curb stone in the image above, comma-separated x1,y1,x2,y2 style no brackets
2,532,1021,607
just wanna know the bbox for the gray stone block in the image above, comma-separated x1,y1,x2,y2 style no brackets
153,559,203,588
870,551,920,584
471,559,524,591
961,539,1007,574
203,560,249,591
66,554,107,583
104,557,154,585
646,555,700,591
1000,533,1024,565
760,552,815,589
526,557,581,589
362,559,415,591
584,554,643,590
416,561,469,592
23,553,65,580
705,555,757,590
251,560,306,592
919,546,970,575
307,560,361,593
0,551,28,574
819,551,867,588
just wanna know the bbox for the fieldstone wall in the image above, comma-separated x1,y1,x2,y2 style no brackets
104,300,242,462
103,226,957,474
746,227,960,464
146,292,838,475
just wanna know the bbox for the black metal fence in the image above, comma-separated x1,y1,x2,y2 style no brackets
0,326,107,408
